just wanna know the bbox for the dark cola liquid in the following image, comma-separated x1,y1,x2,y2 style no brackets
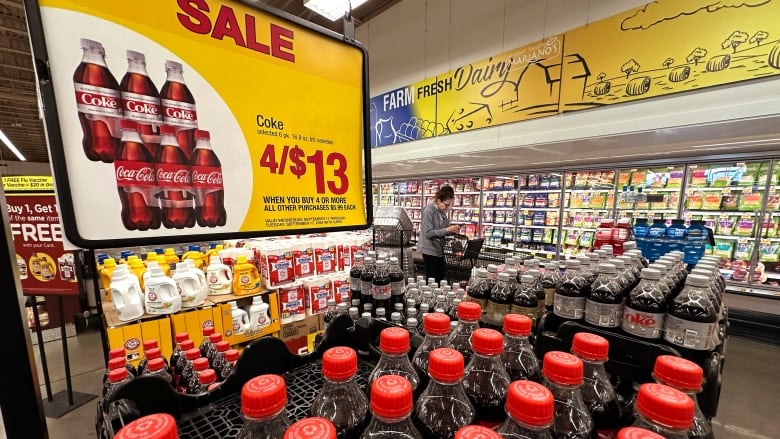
157,139,195,229
582,390,622,434
74,60,121,163
116,133,161,230
190,137,226,227
372,274,391,317
360,265,375,309
413,398,476,439
468,277,494,309
553,431,596,439
160,78,197,157
390,269,406,306
120,68,161,157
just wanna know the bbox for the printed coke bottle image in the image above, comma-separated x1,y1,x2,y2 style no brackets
190,130,226,227
115,120,161,230
120,50,163,157
73,38,122,163
160,60,198,158
157,124,195,229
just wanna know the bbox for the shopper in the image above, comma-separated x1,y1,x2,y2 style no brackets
420,185,459,283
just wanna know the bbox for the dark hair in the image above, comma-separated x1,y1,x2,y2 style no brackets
435,185,454,201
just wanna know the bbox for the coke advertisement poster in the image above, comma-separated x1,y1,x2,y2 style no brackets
25,0,371,248
2,176,79,296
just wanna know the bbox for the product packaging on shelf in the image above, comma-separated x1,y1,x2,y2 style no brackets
169,306,225,349
106,317,173,368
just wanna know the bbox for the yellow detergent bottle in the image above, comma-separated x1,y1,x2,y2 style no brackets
144,252,159,267
128,258,147,290
163,248,180,272
100,258,117,301
182,245,206,271
155,255,172,277
204,244,224,262
233,255,261,296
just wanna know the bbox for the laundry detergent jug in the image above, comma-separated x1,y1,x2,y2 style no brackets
206,256,232,295
144,265,181,315
100,257,118,301
182,245,206,271
184,259,209,300
229,301,250,336
110,264,144,321
233,255,262,296
248,295,271,332
174,262,205,308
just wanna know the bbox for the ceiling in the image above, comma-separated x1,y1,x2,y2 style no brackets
0,0,399,165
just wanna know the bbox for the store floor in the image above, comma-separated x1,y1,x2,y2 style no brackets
3,327,779,438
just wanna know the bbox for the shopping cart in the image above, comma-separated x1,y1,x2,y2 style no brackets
443,234,484,286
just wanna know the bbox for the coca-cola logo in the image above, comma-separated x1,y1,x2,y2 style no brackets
192,170,223,185
165,107,196,120
116,165,156,183
79,92,119,109
125,100,160,115
624,312,656,326
157,168,191,184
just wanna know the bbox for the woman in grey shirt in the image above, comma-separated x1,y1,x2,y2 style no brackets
419,185,460,283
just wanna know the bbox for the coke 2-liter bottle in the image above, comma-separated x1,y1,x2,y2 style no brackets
236,375,291,438
190,130,227,227
571,333,622,438
115,120,160,230
462,328,510,426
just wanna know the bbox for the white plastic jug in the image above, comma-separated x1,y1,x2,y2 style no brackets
206,256,232,295
143,260,159,286
144,264,181,315
110,264,144,321
248,295,271,332
174,262,204,308
184,259,209,301
229,301,250,335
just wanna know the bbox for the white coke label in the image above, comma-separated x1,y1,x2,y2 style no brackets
75,83,122,117
584,300,623,328
622,308,665,339
121,91,162,123
161,98,198,129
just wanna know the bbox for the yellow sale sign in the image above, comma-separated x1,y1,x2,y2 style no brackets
26,0,370,247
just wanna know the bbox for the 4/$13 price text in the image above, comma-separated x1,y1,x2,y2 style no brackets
259,143,348,195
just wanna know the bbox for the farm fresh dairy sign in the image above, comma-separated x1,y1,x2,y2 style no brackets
370,0,780,147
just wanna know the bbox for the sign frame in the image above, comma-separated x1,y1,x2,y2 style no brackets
23,0,373,249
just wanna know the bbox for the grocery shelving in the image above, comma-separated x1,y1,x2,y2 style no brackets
560,170,615,256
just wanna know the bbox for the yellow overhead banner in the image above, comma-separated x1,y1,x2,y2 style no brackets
2,176,54,192
27,0,370,247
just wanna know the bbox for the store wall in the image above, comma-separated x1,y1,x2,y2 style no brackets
0,161,52,177
357,0,780,166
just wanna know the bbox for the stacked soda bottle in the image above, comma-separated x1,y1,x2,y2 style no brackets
361,375,422,438
495,380,555,438
652,355,714,439
541,351,594,438
285,417,337,439
310,347,370,438
413,348,475,437
570,332,622,437
501,314,540,382
411,313,452,381
462,328,510,426
554,259,590,321
632,383,694,438
114,413,179,439
448,301,481,365
368,327,420,394
236,374,291,438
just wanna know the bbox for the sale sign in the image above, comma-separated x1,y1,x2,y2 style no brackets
2,176,79,296
25,0,371,248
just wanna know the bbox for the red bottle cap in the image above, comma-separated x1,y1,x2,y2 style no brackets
635,383,694,430
454,425,502,439
225,349,240,362
241,374,287,419
198,369,217,385
180,340,195,351
571,332,609,361
457,301,481,321
159,125,177,136
423,312,451,335
503,314,532,336
108,357,126,370
652,355,703,392
506,380,554,427
216,340,230,353
379,327,410,354
145,348,162,360
284,417,337,439
209,333,223,343
109,347,126,359
147,358,165,372
428,348,464,383
143,339,159,351
115,413,178,439
369,375,413,419
617,427,665,439
185,348,201,361
120,119,139,130
195,130,210,140
470,328,503,355
542,351,583,386
202,326,215,336
321,346,357,381
108,367,129,383
193,357,209,372
175,333,189,343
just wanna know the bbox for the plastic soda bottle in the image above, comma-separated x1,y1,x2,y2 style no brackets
652,356,714,439
631,384,694,439
285,417,337,439
413,348,475,437
495,380,555,439
236,375,292,438
368,327,421,394
571,333,622,437
541,351,594,439
310,347,370,438
462,328,510,426
501,314,540,382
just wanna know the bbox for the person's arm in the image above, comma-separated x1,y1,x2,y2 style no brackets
422,205,447,239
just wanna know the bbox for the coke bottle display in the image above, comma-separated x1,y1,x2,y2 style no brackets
541,351,595,439
632,384,693,439
174,340,195,384
466,268,490,310
454,425,502,439
115,119,161,231
485,272,512,328
448,301,482,365
616,427,664,439
114,413,179,439
524,269,547,320
388,257,406,306
310,347,370,438
541,261,561,312
413,348,476,438
361,375,422,439
647,263,674,299
622,268,667,339
373,260,392,317
190,130,226,227
462,328,510,426
512,275,540,324
120,50,162,156
160,60,198,157
360,257,376,311
411,313,451,378
74,38,122,163
663,274,718,351
495,380,555,439
554,259,590,320
570,333,622,437
584,264,624,329
169,332,189,383
368,327,420,394
237,374,291,439
156,124,195,229
285,417,337,439
350,255,365,301
108,347,137,377
501,314,540,382
652,356,714,439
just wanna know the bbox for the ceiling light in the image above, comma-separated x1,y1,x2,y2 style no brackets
0,130,26,161
304,0,368,21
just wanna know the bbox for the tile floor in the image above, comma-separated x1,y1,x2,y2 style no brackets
1,328,779,438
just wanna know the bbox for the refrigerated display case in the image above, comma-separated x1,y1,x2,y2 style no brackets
615,165,684,224
480,175,517,249
423,178,481,238
515,172,559,258
561,170,616,257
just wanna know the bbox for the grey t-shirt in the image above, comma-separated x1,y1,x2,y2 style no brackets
419,202,449,257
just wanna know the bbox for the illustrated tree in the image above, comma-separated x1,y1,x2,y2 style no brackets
663,58,674,68
721,31,750,53
686,47,708,65
750,30,769,46
621,59,640,79
597,72,606,82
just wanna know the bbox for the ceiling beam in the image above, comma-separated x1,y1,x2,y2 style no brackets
0,0,25,9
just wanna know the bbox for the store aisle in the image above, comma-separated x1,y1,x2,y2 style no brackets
3,329,778,438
